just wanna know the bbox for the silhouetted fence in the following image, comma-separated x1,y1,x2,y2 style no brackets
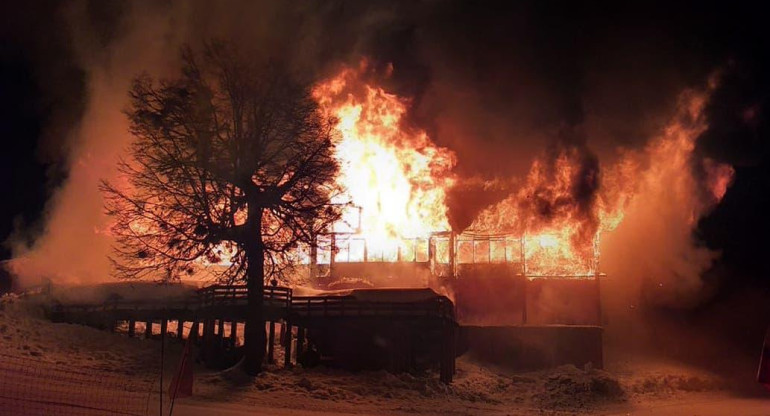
198,284,291,309
0,354,154,416
291,295,456,320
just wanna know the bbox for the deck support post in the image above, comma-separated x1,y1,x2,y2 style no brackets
296,326,305,363
145,320,153,338
160,319,168,338
177,320,184,340
217,319,225,347
283,321,293,368
594,274,602,325
202,319,214,362
439,323,456,384
230,321,238,346
128,319,136,337
267,321,275,363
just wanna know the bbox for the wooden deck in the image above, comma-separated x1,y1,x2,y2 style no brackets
50,285,457,383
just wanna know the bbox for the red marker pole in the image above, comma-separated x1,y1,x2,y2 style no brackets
160,326,165,416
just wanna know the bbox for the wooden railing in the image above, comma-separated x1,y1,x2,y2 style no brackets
196,285,291,309
291,295,455,321
54,285,292,315
53,285,455,323
53,298,197,314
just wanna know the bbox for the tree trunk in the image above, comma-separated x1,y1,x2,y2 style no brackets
243,206,266,375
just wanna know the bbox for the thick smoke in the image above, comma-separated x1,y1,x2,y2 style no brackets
600,84,733,309
8,1,188,285
5,0,407,286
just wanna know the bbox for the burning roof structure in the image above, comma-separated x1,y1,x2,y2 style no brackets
253,62,732,288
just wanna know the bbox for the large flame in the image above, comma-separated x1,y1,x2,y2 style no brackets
467,85,734,277
313,64,456,261
468,145,601,276
307,65,734,280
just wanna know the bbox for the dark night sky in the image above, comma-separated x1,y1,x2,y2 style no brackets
0,1,769,291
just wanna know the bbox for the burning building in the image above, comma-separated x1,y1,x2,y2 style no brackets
258,62,735,370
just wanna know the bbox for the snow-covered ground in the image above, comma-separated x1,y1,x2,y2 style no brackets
0,293,163,375
1,293,766,415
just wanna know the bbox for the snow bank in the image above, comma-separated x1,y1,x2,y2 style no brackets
0,294,731,415
191,359,630,414
0,293,165,376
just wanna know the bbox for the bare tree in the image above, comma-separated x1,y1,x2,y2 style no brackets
101,42,342,374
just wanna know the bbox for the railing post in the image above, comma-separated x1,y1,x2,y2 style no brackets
177,320,184,340
595,273,602,326
522,278,528,325
145,320,153,338
128,319,136,337
160,319,168,338
286,288,291,311
449,232,456,278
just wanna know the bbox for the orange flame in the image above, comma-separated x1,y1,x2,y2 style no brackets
453,85,732,278
306,64,733,281
313,65,456,261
